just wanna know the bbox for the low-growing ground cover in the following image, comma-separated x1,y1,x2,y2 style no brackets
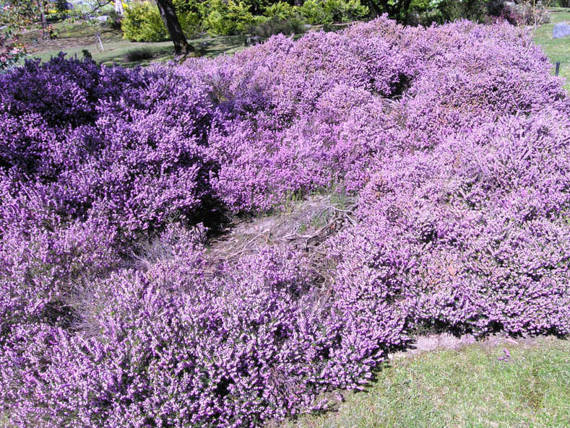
0,16,568,427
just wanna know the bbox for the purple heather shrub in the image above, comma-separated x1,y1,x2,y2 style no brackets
0,54,144,127
1,228,402,426
333,109,570,337
0,57,216,236
1,15,569,427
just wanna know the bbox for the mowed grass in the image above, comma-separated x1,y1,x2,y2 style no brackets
533,7,570,90
22,20,247,67
287,337,570,427
31,35,248,67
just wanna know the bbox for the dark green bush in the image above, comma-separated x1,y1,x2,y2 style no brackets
174,0,203,36
106,10,123,31
249,15,307,37
124,47,155,62
408,0,508,25
119,0,373,40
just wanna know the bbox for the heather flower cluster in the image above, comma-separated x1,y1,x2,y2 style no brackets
1,17,568,426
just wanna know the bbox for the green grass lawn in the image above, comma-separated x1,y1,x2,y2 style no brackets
533,7,570,90
31,34,248,67
20,20,247,67
287,337,570,428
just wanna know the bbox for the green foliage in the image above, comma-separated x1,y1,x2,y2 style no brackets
123,47,155,62
122,0,202,42
298,0,331,24
407,0,532,25
299,0,369,25
202,0,260,35
0,0,71,25
173,0,203,36
55,0,69,13
263,2,298,20
407,0,449,24
251,2,307,37
122,1,168,42
0,0,42,27
106,10,124,31
440,0,490,22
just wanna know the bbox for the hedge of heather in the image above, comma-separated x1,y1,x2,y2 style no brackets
1,17,569,427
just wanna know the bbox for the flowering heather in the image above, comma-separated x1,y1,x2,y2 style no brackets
1,17,569,426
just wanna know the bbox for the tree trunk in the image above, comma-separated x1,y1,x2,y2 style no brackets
154,0,193,56
37,0,48,38
115,0,124,15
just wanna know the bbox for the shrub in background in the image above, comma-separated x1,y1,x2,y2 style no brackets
251,3,307,37
120,0,369,40
407,0,555,26
122,0,203,42
201,0,261,35
328,0,369,22
263,1,299,20
174,0,203,36
501,1,551,26
299,0,368,25
121,1,168,42
249,15,307,37
299,0,334,24
407,0,493,25
106,10,124,31
123,46,155,62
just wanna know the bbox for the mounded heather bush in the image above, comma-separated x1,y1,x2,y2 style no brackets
1,227,406,426
0,55,216,236
1,16,568,426
330,109,570,338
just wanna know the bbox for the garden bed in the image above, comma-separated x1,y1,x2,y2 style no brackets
1,16,568,427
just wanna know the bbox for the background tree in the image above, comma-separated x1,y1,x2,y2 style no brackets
155,0,194,55
0,2,31,69
1,0,41,27
0,0,54,37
